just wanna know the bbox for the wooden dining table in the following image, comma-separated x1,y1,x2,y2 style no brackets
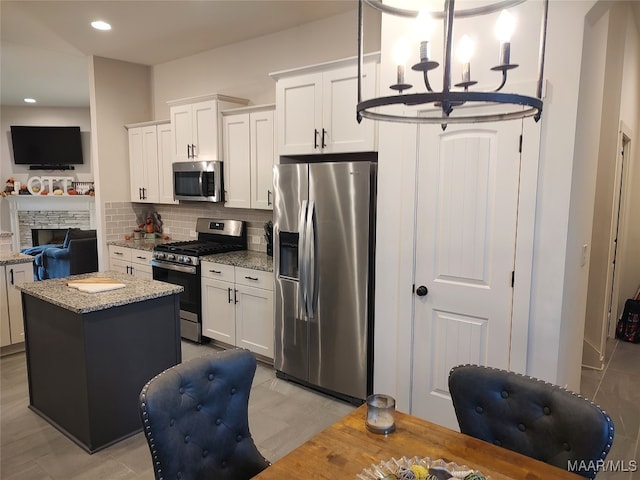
253,404,583,480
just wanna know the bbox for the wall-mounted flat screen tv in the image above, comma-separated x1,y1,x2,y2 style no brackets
10,126,84,166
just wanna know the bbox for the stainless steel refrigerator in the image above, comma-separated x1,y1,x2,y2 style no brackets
273,159,376,403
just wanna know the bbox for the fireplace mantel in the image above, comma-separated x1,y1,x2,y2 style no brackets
4,195,96,251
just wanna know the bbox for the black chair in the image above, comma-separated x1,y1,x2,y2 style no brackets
139,348,270,480
22,228,98,280
448,364,614,479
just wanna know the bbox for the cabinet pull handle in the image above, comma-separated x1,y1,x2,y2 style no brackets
228,287,232,304
10,268,14,285
234,289,238,304
267,190,272,206
138,188,142,200
209,269,222,274
314,129,319,149
245,276,259,281
142,187,146,200
136,256,146,260
192,144,197,157
187,144,191,158
322,128,327,148
115,252,124,256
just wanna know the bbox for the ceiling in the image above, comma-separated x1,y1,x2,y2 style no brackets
0,0,357,108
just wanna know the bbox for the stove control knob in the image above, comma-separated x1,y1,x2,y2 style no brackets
155,252,165,260
166,254,176,261
182,256,192,264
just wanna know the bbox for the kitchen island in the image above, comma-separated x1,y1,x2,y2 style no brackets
18,271,183,453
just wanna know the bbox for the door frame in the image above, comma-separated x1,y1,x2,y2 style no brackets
606,122,633,338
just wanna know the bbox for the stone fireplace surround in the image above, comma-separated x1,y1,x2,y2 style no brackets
6,196,95,251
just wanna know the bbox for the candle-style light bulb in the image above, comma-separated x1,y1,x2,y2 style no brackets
393,37,411,87
456,35,475,84
495,10,516,43
495,10,516,65
415,9,434,61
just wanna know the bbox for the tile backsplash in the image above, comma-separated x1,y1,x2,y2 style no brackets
104,202,273,252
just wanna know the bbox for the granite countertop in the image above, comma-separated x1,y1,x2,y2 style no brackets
17,270,183,314
108,239,168,251
0,252,34,266
202,250,273,272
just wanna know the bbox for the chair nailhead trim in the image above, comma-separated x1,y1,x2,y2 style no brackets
475,406,484,414
500,390,509,398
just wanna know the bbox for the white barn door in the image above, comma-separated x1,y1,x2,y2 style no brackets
411,120,523,429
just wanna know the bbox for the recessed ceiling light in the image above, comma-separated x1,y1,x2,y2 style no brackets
91,20,111,31
24,98,36,104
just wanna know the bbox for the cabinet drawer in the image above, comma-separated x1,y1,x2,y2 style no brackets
131,249,153,266
235,267,273,290
109,245,132,262
201,262,234,281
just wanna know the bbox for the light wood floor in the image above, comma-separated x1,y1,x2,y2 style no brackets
2,339,638,479
0,341,354,479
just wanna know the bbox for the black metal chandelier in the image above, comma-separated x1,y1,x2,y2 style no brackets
357,0,549,126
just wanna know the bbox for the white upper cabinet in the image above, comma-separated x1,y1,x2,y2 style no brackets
272,54,379,156
126,121,176,204
223,105,275,210
168,94,249,163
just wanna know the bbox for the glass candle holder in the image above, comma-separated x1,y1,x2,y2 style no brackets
366,394,396,434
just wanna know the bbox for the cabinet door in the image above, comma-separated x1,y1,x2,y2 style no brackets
235,284,273,359
322,61,377,154
192,100,219,160
251,110,275,210
141,125,159,203
223,113,251,209
1,268,10,347
128,127,145,201
157,123,177,204
6,263,31,344
110,258,130,275
276,72,322,156
131,250,153,280
171,104,193,163
202,277,236,344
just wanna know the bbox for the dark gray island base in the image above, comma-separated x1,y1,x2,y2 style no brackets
19,271,183,453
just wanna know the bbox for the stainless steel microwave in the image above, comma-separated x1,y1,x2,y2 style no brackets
173,160,224,202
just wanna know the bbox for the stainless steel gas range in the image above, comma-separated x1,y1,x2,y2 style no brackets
151,218,246,343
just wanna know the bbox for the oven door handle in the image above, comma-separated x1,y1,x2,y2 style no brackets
151,260,197,274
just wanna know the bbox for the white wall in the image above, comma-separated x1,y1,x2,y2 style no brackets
575,6,610,369
615,7,640,315
88,56,152,268
0,106,91,234
152,8,380,119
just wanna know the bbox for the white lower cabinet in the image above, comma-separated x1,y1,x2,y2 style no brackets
1,262,32,347
108,245,153,280
201,261,273,359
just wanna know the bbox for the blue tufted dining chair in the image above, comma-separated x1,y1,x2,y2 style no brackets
448,364,614,479
139,348,270,480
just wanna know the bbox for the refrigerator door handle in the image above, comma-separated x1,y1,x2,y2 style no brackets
307,200,319,318
298,200,309,319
